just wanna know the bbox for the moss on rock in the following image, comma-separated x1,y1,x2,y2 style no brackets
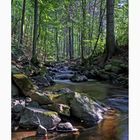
43,111,58,117
13,74,35,94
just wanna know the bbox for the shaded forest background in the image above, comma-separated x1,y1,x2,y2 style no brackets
11,0,128,63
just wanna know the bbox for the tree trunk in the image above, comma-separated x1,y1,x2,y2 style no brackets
90,0,97,48
71,21,74,58
63,29,66,59
68,26,72,60
92,0,105,54
81,0,86,62
20,0,26,45
106,0,116,60
31,0,38,64
68,3,73,60
56,28,59,61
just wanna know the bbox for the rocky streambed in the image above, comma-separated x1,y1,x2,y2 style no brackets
12,63,128,140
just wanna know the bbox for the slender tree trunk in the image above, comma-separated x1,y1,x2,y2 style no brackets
90,0,97,48
63,30,66,59
68,26,72,60
32,0,38,62
56,28,59,61
78,30,81,58
71,21,74,58
66,29,69,60
92,1,105,54
55,11,59,61
81,0,86,62
106,0,116,60
68,3,73,60
20,0,26,45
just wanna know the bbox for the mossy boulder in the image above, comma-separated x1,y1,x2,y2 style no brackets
12,74,53,104
13,74,35,95
19,107,61,130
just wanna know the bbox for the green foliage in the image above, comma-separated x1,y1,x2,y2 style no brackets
12,0,128,61
115,0,128,45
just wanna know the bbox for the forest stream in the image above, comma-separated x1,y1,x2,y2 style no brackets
12,0,128,139
12,67,128,140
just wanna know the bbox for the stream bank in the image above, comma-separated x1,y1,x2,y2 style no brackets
12,50,128,140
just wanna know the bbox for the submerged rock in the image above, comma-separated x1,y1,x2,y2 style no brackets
19,107,61,130
70,74,88,82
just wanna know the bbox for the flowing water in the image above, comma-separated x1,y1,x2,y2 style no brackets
12,70,128,140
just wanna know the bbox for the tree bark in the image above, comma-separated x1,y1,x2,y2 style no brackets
20,0,26,45
68,3,73,60
81,0,86,62
106,0,116,60
32,0,38,61
92,0,105,54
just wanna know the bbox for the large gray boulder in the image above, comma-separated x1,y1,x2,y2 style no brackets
19,107,61,130
70,92,107,125
51,91,107,126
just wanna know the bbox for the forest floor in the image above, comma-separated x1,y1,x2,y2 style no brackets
12,44,128,89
